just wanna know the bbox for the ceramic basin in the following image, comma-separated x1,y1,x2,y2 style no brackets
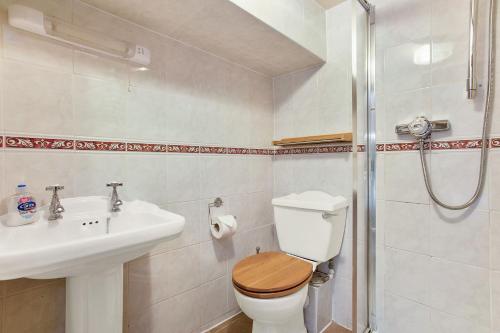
0,196,185,333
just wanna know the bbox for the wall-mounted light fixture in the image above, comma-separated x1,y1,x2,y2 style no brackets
7,4,151,66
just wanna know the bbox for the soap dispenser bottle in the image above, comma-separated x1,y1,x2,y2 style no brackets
6,184,39,226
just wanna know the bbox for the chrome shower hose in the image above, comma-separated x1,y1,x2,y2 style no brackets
418,0,495,210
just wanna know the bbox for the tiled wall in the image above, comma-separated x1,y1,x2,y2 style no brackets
0,0,276,332
374,0,500,332
272,2,365,330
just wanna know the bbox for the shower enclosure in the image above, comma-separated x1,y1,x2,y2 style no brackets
358,0,500,332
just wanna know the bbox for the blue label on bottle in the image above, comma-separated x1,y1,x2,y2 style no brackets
18,201,36,212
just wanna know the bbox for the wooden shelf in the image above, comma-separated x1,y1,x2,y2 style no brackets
272,133,352,146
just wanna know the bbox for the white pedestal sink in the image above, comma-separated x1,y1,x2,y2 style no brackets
0,196,185,333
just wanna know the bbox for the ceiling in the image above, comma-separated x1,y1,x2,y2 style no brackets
316,0,347,9
82,0,325,76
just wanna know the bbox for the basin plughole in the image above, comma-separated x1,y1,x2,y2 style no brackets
0,196,185,333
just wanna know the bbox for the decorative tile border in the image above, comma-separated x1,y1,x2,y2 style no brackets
228,147,249,155
76,140,126,152
1,135,500,155
384,142,424,152
492,138,500,148
167,144,200,154
5,136,74,150
126,143,167,153
430,139,487,150
200,146,227,154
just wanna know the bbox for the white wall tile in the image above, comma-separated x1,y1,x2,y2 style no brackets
199,240,227,284
431,84,486,140
165,155,200,203
375,0,431,50
384,152,429,204
430,205,490,268
73,153,126,197
332,276,352,329
164,288,201,333
127,253,169,320
199,276,229,327
384,201,429,254
73,75,128,138
429,310,490,333
126,83,168,142
225,193,253,233
166,244,200,298
493,271,500,331
2,60,73,136
429,151,489,211
124,154,166,206
489,152,500,211
492,212,500,270
384,247,429,303
3,151,75,205
200,156,230,199
161,201,201,252
428,258,490,325
384,42,431,94
383,293,431,333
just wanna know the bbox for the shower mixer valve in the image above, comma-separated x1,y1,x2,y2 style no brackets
395,116,450,139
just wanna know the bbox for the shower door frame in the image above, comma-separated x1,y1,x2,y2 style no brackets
351,0,376,332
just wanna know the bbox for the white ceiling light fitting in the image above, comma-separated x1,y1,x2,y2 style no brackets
7,4,151,66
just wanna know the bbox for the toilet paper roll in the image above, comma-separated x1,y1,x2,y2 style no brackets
211,215,238,239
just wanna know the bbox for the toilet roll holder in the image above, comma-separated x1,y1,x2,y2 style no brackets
208,197,224,226
208,197,237,226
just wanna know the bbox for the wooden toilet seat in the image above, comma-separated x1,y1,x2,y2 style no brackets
232,252,313,299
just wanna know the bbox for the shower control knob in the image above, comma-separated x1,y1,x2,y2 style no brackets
408,116,432,138
395,117,450,139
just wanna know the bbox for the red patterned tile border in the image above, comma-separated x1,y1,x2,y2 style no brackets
252,149,273,155
430,139,487,150
200,146,227,154
228,147,249,155
2,135,498,155
489,137,500,148
168,144,200,153
76,140,126,151
384,142,422,151
127,143,167,153
5,136,74,150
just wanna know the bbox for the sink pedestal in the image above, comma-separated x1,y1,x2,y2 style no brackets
66,265,123,333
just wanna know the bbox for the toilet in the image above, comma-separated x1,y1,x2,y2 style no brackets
232,191,348,333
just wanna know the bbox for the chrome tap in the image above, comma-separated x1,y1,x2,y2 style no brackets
45,185,65,221
106,182,123,212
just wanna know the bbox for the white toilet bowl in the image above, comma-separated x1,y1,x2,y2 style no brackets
232,252,313,333
234,285,308,333
232,191,348,333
